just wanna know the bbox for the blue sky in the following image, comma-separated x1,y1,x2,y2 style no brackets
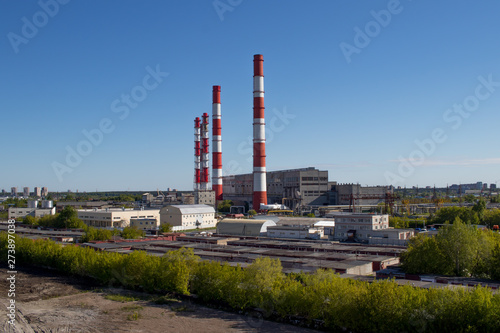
1,0,500,192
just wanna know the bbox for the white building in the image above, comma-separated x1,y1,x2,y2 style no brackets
217,219,276,236
78,208,160,228
267,225,324,239
160,204,216,231
8,207,56,219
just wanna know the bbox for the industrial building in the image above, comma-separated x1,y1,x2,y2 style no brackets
216,219,276,236
331,213,413,246
8,200,55,219
77,208,160,228
223,167,330,209
160,204,216,231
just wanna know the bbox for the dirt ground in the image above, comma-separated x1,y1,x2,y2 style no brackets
0,266,319,333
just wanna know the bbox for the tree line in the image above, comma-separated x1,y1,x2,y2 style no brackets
1,233,499,332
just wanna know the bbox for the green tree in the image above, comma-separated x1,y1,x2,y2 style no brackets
402,218,496,277
247,209,257,217
472,198,487,223
121,226,145,239
23,215,38,226
159,223,173,233
57,206,86,229
217,200,233,213
483,209,500,229
81,227,113,242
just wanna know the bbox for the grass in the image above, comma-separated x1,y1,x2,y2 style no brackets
152,294,179,305
127,312,142,321
171,305,194,312
104,294,141,302
121,305,143,311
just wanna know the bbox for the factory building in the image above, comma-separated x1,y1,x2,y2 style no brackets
223,167,330,210
77,208,160,228
9,200,55,219
331,183,393,206
160,204,216,231
331,213,413,246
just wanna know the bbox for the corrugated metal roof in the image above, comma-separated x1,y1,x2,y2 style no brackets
167,205,215,214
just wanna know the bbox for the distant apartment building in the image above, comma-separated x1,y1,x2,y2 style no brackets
23,187,30,198
77,208,160,228
11,187,17,197
34,187,41,197
160,204,216,231
41,187,48,197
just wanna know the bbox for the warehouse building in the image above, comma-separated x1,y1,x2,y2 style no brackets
77,208,160,228
159,204,216,231
216,219,276,236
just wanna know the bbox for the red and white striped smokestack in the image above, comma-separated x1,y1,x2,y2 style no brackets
201,113,210,190
253,54,267,211
194,117,201,190
212,85,223,201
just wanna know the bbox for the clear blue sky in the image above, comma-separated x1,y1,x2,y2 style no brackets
1,0,499,192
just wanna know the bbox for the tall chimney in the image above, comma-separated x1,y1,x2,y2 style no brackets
252,54,267,211
201,112,210,190
212,85,223,201
194,117,201,190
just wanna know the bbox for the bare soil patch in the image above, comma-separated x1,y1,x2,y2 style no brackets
1,266,318,332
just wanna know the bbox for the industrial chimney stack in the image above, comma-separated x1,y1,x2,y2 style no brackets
194,117,201,190
252,54,267,211
212,85,223,201
200,113,210,190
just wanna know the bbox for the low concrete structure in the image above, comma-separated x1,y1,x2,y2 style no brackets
216,219,276,236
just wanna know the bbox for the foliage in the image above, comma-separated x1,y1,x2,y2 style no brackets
306,213,315,217
159,223,173,233
484,209,500,229
3,231,500,332
2,198,28,207
247,209,257,216
23,215,38,226
57,206,86,229
431,206,480,225
217,200,233,213
120,226,145,239
402,218,500,277
81,227,114,243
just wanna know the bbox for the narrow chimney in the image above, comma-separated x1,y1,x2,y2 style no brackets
252,54,267,211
